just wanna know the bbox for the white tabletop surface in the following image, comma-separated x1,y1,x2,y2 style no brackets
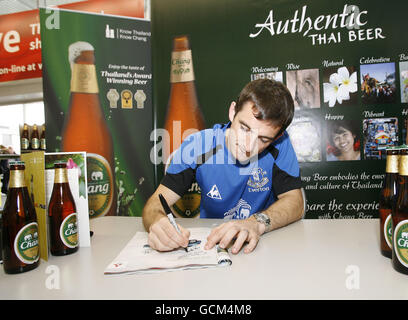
0,216,407,300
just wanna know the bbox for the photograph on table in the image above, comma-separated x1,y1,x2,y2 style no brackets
326,119,361,161
286,69,321,109
360,63,397,104
362,117,398,160
287,114,321,162
322,66,358,108
400,61,408,103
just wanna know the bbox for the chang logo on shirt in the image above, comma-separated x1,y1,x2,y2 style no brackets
223,199,252,220
247,167,269,192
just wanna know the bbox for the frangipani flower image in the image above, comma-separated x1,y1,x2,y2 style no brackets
323,66,357,107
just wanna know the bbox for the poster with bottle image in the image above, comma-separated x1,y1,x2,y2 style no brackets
151,0,408,219
40,8,154,218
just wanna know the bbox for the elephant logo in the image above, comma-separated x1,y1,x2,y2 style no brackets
91,171,104,181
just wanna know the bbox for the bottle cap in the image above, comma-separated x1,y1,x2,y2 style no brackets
173,35,191,51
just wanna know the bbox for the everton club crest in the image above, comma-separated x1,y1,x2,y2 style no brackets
247,167,269,189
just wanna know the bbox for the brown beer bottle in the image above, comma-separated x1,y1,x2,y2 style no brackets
40,124,46,151
62,42,116,218
392,147,408,274
30,124,40,150
164,35,205,218
379,147,399,258
48,161,78,256
21,123,29,151
2,161,40,274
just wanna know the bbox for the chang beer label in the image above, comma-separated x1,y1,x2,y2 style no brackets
31,138,39,149
71,64,99,94
60,213,78,248
40,138,46,150
21,138,29,150
384,214,393,249
172,181,201,218
170,50,195,83
394,220,408,268
386,154,399,173
14,222,39,264
87,153,114,218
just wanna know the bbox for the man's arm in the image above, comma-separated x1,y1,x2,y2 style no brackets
142,184,190,251
257,188,304,232
205,188,304,254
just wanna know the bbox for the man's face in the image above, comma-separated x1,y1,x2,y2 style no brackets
227,101,281,162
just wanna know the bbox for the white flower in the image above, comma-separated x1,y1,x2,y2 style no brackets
323,75,341,107
323,67,357,107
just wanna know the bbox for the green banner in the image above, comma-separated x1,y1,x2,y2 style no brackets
151,0,408,219
40,8,154,217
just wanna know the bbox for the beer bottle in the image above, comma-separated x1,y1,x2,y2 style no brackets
30,124,40,150
21,124,29,151
62,42,116,218
1,161,40,274
392,147,408,274
164,35,205,218
379,147,399,258
48,161,79,256
40,124,46,151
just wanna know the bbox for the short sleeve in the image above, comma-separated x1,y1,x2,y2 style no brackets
160,132,201,197
270,132,302,196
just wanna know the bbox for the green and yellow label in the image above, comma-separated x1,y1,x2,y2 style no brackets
87,153,114,218
21,138,29,150
14,222,39,264
384,214,393,249
31,138,39,150
60,213,78,248
394,220,408,268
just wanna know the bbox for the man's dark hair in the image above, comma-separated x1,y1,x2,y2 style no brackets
234,79,294,136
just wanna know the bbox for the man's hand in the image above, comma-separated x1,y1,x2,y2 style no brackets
148,216,190,252
204,217,264,254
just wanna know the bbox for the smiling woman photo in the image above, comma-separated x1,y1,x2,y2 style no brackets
326,120,361,161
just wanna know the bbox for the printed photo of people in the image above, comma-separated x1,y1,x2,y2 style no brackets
287,115,321,162
363,117,398,160
360,62,396,104
322,66,358,107
399,61,408,103
286,69,321,109
326,120,361,161
251,71,283,82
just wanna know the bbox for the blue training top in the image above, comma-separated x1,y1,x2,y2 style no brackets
161,122,301,219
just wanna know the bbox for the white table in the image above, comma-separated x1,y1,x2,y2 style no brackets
0,216,407,300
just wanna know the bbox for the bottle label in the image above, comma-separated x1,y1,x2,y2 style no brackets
31,138,39,149
384,214,392,249
40,138,46,150
21,138,29,150
170,50,195,83
14,222,40,264
87,153,114,218
60,213,78,248
71,64,99,93
54,168,68,184
394,220,408,268
386,155,399,173
9,170,26,188
399,155,408,176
